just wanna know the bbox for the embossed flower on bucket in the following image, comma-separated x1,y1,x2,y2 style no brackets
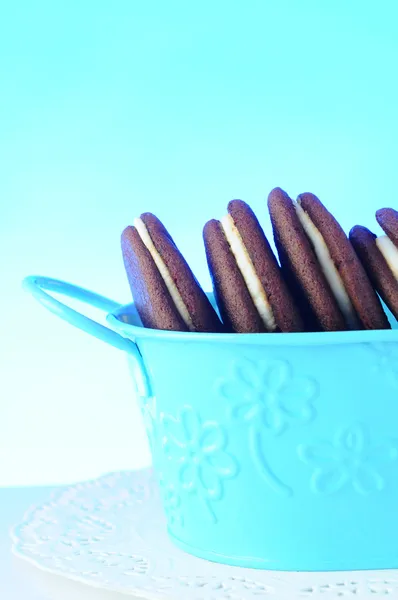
158,478,184,528
218,358,318,436
298,423,398,495
160,406,238,521
366,342,398,389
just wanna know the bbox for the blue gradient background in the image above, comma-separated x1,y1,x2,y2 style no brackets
1,1,397,484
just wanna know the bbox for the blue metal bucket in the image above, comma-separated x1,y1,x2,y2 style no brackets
23,275,398,572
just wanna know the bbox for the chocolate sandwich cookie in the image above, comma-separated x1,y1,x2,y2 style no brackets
350,222,398,321
268,188,390,331
376,207,398,248
122,213,223,332
203,200,304,333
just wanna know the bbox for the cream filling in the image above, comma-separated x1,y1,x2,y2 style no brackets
134,218,195,331
376,235,398,281
221,214,277,331
294,201,360,330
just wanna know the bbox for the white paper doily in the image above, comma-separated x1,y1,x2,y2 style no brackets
11,469,398,599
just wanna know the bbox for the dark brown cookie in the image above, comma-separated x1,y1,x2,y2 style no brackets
297,192,390,331
268,188,346,331
203,218,263,333
268,188,347,331
203,200,304,333
349,225,398,321
376,208,398,247
122,214,223,332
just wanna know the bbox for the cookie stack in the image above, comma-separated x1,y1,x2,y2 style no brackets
121,189,397,333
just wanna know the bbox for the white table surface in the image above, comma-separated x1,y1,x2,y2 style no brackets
0,485,147,600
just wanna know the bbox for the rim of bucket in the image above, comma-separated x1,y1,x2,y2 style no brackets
108,302,398,347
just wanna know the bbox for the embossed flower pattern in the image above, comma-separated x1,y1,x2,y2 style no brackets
219,358,317,436
366,342,398,389
218,358,318,497
298,423,398,495
161,406,238,522
158,479,184,528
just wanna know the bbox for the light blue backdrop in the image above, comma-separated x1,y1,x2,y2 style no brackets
1,0,397,484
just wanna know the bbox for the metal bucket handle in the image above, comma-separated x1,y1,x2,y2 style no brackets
22,275,151,399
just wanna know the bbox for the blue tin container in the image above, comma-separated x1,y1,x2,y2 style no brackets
23,275,398,572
